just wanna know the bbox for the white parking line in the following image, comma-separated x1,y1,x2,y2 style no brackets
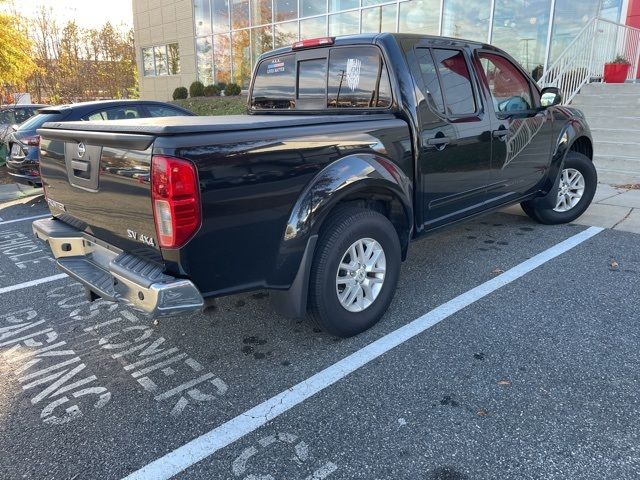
0,214,50,226
0,274,67,295
122,226,604,480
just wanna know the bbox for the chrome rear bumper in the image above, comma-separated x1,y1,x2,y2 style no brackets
32,217,204,316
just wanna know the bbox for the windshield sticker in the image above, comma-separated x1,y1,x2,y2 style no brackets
267,59,286,74
346,58,362,91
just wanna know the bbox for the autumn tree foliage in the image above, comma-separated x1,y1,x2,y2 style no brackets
0,10,38,101
28,8,138,103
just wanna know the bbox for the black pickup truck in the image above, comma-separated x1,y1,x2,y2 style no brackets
33,33,596,337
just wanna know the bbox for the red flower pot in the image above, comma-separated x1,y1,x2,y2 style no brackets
604,63,630,83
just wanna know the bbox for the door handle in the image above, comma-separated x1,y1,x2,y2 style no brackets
427,136,451,147
492,129,508,138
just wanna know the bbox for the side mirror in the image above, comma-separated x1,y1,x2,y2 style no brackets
540,87,562,107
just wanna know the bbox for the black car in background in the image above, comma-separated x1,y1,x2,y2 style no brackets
1,104,48,161
6,100,194,186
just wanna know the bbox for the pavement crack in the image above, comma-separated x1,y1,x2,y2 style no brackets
612,207,634,229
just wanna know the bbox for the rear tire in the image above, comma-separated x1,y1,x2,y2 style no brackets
308,207,401,337
521,151,597,225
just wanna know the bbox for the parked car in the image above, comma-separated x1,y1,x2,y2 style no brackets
1,104,48,162
33,34,596,337
6,100,194,186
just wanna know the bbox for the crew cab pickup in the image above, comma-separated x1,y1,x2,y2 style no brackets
33,33,597,337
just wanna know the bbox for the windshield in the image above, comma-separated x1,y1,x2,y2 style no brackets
17,112,69,131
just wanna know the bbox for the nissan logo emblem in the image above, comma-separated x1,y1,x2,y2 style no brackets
77,143,86,158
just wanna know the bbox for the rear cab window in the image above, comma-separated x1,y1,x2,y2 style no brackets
251,44,392,111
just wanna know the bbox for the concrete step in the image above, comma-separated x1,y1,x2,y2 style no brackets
577,105,640,117
594,141,640,158
594,155,640,176
572,94,640,107
583,116,640,130
580,82,640,94
590,128,640,144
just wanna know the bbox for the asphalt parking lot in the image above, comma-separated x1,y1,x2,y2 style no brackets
1,196,639,480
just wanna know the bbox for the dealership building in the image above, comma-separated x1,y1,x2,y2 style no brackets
132,0,639,100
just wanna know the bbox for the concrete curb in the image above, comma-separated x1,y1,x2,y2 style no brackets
0,183,43,203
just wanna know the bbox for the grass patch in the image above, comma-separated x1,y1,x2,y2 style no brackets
171,96,248,116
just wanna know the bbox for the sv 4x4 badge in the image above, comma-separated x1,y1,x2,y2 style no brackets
127,229,156,247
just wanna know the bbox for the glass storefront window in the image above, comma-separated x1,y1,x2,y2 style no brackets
399,0,439,34
252,0,273,26
275,0,298,22
329,0,358,13
275,21,298,47
442,0,491,42
197,37,214,84
549,0,600,63
142,47,154,76
251,26,274,61
361,4,397,33
232,29,252,87
212,0,230,32
301,0,327,18
214,33,232,83
300,16,327,37
194,0,212,36
491,0,551,77
329,11,359,36
231,0,250,28
154,45,168,76
167,43,181,75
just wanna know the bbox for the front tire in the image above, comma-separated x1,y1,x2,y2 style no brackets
308,207,401,337
521,151,597,224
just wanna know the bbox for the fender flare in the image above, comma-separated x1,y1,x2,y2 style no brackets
269,153,414,318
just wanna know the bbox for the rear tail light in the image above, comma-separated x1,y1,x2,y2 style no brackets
23,135,40,147
292,37,335,50
151,155,201,249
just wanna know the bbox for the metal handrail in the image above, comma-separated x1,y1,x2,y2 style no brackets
537,17,640,103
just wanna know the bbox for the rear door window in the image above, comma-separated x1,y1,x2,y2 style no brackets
85,106,145,121
432,49,477,116
251,54,296,109
251,46,392,110
415,48,445,113
327,46,392,109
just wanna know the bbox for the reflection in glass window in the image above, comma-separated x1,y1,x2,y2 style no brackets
491,0,551,77
275,0,298,21
194,0,212,36
300,16,327,37
329,11,359,36
214,34,232,83
212,0,230,32
361,4,397,33
549,0,600,64
432,49,476,115
142,47,155,76
329,0,358,13
251,26,274,61
252,0,273,26
301,0,326,18
197,37,214,84
415,48,445,112
232,29,252,87
442,0,491,41
328,46,392,108
478,52,533,112
298,59,327,98
231,0,250,28
275,21,298,48
154,45,168,75
167,43,180,75
251,54,296,109
399,0,439,34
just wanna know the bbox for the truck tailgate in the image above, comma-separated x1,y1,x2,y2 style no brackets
38,128,162,261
